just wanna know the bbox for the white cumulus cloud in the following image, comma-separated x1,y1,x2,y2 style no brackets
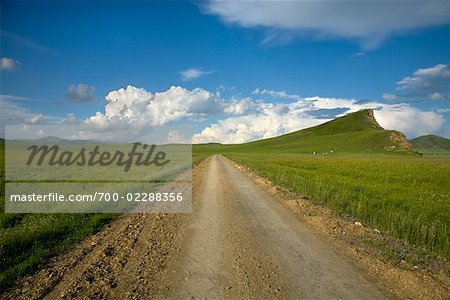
24,114,44,124
193,110,326,144
167,130,191,144
194,88,445,143
193,95,332,143
222,97,259,116
3,85,446,141
374,106,445,137
192,95,364,144
82,85,221,141
0,57,20,71
430,92,445,100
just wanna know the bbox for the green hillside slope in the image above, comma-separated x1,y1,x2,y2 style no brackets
219,109,413,154
410,135,450,154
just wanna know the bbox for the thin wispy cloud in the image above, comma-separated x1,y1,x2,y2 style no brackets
179,68,214,81
382,93,398,101
352,52,365,58
380,64,450,102
380,64,450,101
1,30,57,56
0,100,61,129
396,64,450,94
0,95,34,102
252,88,301,100
203,1,450,49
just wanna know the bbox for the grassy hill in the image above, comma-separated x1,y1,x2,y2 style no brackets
410,135,450,155
211,109,413,154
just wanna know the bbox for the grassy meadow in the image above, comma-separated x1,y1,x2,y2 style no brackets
1,109,449,290
2,146,449,290
0,141,194,289
222,152,450,260
0,148,116,290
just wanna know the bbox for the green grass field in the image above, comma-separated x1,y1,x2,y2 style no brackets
0,140,196,289
0,148,116,290
2,147,449,290
1,109,449,290
0,142,200,290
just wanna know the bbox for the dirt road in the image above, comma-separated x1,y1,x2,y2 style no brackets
5,155,395,299
166,155,392,299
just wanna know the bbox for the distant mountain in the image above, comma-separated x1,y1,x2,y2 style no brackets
410,135,450,154
219,109,413,154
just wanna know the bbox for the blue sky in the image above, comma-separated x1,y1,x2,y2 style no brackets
1,0,450,142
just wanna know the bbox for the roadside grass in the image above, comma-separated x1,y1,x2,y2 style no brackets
0,143,199,290
0,148,115,290
218,152,450,261
0,213,114,290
